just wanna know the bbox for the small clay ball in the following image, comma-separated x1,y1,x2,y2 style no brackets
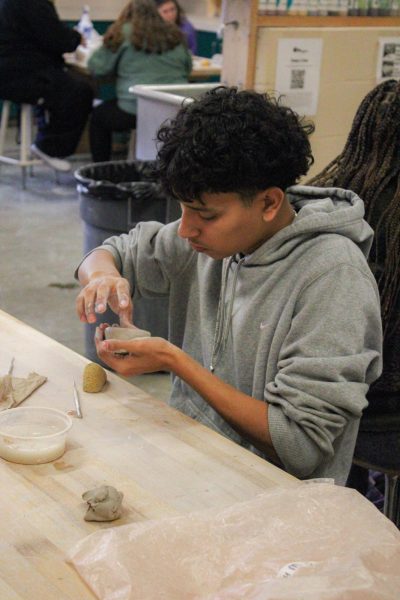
83,362,107,393
82,485,123,522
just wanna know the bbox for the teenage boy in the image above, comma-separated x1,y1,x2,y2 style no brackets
75,87,382,484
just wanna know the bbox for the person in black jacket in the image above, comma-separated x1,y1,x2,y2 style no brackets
0,0,93,171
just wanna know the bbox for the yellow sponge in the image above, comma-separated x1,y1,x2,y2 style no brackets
83,363,107,393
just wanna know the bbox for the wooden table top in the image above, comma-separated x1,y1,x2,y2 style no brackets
64,46,221,80
0,310,295,599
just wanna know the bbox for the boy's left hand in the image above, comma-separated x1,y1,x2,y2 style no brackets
95,325,173,376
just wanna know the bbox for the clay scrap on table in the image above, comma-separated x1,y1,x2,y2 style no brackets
82,363,107,393
0,372,47,411
104,325,151,355
82,485,124,522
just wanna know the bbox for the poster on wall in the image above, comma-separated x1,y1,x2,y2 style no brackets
376,38,400,82
275,38,323,116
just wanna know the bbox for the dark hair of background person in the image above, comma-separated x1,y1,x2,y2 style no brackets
103,0,184,53
308,79,400,340
156,86,315,203
153,0,185,26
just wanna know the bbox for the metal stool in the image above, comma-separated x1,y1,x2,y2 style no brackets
127,129,136,161
351,413,400,528
0,101,42,188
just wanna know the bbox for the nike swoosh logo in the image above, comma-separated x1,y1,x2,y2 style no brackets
260,321,269,330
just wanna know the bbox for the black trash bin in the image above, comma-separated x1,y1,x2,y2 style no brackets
75,159,180,363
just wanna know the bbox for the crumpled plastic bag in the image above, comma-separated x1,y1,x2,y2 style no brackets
68,482,400,599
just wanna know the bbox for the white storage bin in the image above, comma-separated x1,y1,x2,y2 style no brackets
130,83,218,160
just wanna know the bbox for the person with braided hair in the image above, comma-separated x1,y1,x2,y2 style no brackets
308,79,400,415
308,79,400,497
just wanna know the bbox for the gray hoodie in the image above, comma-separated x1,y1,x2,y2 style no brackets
94,185,382,484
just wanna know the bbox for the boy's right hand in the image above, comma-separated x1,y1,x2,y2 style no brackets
75,273,133,325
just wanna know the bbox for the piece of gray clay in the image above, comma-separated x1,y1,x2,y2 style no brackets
82,485,124,522
104,326,151,355
104,325,151,340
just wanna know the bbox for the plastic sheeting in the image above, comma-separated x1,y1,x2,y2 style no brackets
68,482,400,599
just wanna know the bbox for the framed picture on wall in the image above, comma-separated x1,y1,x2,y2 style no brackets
377,38,400,82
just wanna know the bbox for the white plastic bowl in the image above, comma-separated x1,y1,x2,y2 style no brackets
0,407,72,465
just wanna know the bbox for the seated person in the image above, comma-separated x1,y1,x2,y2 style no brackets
0,0,93,172
155,0,197,55
88,0,192,163
75,86,382,484
308,79,400,494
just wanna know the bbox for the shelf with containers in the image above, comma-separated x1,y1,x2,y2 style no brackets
220,0,400,178
256,14,400,23
258,0,400,16
244,1,400,88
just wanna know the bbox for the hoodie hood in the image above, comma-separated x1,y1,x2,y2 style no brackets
245,185,374,266
210,184,376,373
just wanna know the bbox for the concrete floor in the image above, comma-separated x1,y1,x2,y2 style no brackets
0,130,172,401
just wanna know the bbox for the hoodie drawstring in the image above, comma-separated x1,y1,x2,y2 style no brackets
210,256,244,372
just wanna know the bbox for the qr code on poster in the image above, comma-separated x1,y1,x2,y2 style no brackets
290,69,305,90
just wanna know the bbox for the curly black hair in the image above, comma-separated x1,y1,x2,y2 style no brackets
156,86,314,202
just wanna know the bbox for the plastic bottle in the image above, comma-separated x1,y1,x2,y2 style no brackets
276,0,288,15
348,0,359,15
307,0,319,15
259,0,277,14
289,0,307,14
258,0,267,13
369,0,380,14
77,5,94,42
358,0,368,14
317,0,329,15
338,0,349,15
327,0,340,14
390,0,400,14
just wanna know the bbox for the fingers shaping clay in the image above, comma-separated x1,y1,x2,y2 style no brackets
83,362,107,393
104,326,151,355
82,485,124,522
